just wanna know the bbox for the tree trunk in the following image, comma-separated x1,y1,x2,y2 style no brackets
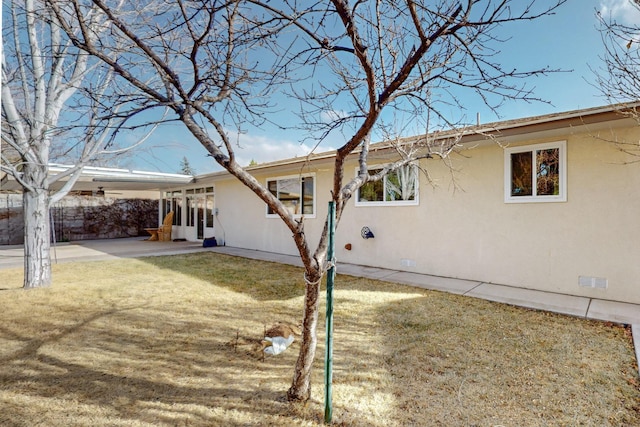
23,187,52,288
287,271,322,401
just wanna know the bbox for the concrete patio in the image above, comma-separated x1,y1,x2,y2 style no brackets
0,237,209,270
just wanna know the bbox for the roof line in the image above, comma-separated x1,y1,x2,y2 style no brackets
195,102,640,179
48,163,193,180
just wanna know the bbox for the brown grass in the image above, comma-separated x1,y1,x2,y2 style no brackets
0,252,638,426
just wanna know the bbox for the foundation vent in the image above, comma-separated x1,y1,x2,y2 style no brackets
578,276,608,289
401,259,416,267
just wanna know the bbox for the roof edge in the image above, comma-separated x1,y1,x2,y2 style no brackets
195,101,640,179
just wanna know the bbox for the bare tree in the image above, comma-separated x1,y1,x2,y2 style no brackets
594,0,640,156
1,0,159,288
48,0,566,402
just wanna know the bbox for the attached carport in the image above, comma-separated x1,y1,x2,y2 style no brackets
1,163,194,196
0,164,194,244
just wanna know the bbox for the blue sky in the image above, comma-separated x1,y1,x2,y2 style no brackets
127,0,640,175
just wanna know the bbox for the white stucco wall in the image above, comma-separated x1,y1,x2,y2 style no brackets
213,168,330,255
206,123,640,304
334,128,640,303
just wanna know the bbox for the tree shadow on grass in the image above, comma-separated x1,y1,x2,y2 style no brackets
141,252,309,302
14,252,633,425
140,251,422,303
0,301,321,426
0,253,444,426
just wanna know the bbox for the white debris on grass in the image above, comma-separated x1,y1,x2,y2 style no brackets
263,335,295,355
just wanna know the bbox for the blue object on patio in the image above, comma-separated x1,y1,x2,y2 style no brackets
203,237,217,247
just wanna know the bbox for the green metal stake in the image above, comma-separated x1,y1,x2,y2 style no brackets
324,201,336,424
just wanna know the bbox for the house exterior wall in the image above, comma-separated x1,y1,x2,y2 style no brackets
334,128,640,304
193,120,640,304
213,168,330,254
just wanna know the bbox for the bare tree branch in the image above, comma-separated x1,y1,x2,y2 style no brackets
43,0,568,402
592,0,640,156
1,0,164,288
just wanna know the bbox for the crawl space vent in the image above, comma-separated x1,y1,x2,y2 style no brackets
578,276,608,289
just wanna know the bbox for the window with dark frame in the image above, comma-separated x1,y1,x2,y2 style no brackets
267,175,315,216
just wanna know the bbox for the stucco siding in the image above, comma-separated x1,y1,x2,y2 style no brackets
196,116,640,304
214,171,329,256
333,129,640,303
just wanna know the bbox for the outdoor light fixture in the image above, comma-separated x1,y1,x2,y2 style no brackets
361,226,375,239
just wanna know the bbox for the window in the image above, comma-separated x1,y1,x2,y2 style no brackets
206,194,214,227
356,164,419,206
184,187,214,228
163,191,183,225
266,175,315,217
504,141,566,203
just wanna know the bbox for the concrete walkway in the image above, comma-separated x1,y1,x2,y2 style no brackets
2,238,639,372
212,247,640,324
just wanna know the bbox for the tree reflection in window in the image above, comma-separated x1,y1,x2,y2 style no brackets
536,148,560,196
358,164,418,204
358,172,384,202
510,147,561,198
386,165,417,201
511,151,532,196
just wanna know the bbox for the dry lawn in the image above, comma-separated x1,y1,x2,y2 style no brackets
0,252,638,426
